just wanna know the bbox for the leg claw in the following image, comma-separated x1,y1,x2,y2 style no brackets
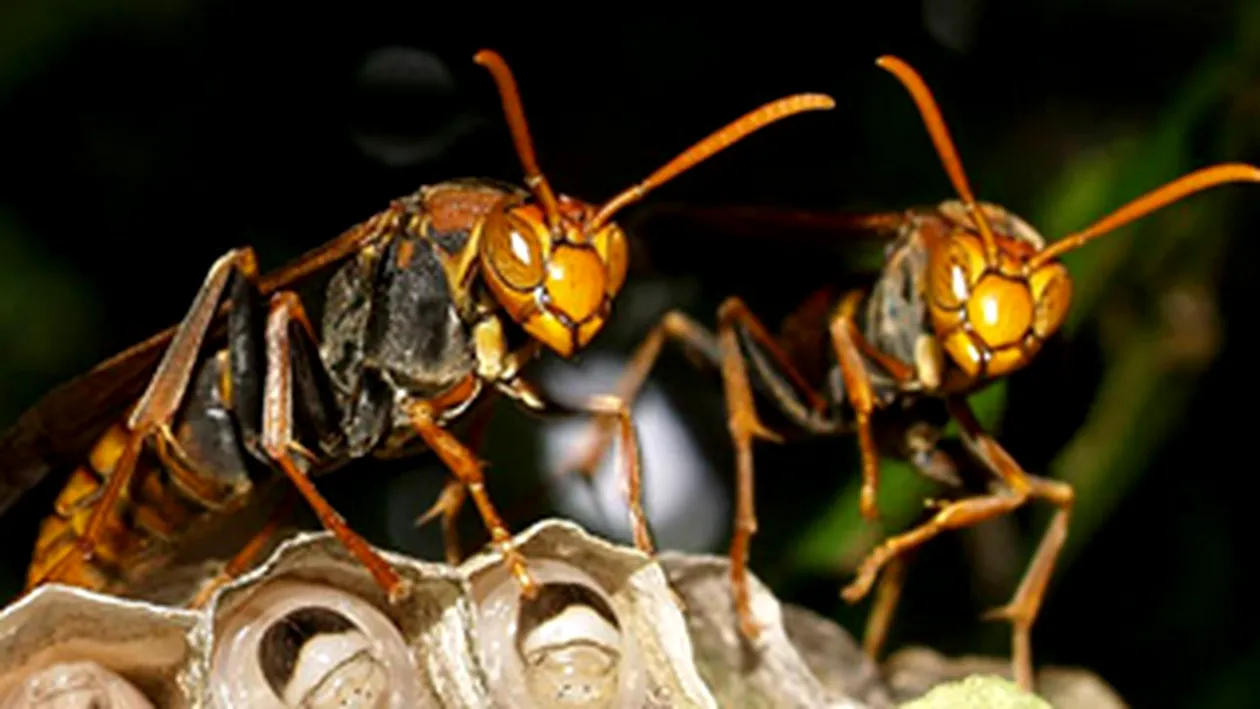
841,573,875,604
560,426,616,481
517,572,540,599
386,578,414,605
981,601,1031,625
507,553,539,599
739,613,763,642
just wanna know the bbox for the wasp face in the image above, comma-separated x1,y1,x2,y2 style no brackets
478,195,629,358
925,227,1072,381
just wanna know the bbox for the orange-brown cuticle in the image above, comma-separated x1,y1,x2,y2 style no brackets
935,272,1037,379
927,233,1044,379
966,274,1033,349
544,246,607,323
478,197,624,358
521,245,611,356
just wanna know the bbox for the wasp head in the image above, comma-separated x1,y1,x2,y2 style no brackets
473,48,834,359
879,53,1260,384
924,205,1071,380
479,194,628,357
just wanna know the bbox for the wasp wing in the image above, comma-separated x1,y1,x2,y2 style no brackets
0,215,389,516
624,201,906,249
618,201,904,288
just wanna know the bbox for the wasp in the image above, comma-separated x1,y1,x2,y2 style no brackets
566,54,1260,691
0,49,835,608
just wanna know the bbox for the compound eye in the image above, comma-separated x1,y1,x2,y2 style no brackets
594,224,628,295
928,233,987,311
1029,262,1072,338
483,208,546,292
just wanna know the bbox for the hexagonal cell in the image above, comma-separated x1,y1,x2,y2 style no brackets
0,585,202,708
199,531,492,708
460,519,718,709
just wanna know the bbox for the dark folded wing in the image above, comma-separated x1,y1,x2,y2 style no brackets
0,330,172,515
0,213,390,516
625,202,905,249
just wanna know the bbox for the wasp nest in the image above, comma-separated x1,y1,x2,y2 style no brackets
0,519,1124,708
0,585,204,708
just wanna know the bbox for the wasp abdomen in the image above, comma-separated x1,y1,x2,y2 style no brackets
26,350,257,594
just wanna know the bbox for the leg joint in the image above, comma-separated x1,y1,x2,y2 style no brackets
717,296,751,324
660,309,695,335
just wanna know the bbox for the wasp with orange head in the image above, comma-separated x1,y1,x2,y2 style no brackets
566,54,1260,691
0,49,834,608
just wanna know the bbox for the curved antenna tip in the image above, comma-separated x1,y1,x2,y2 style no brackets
1031,161,1260,267
811,93,838,110
875,55,904,68
473,49,499,65
1239,164,1260,180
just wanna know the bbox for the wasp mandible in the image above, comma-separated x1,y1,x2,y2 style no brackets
566,54,1260,690
0,50,835,608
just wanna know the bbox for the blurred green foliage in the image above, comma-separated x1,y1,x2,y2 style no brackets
0,213,97,397
0,0,191,97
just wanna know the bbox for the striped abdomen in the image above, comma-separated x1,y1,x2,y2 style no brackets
25,349,259,595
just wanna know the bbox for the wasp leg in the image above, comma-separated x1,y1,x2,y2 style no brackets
187,490,297,609
261,291,410,602
861,553,910,661
406,399,538,599
952,397,1073,693
35,249,261,587
568,300,836,478
502,378,654,555
860,424,959,661
570,300,830,640
713,297,828,642
829,290,916,524
562,311,729,478
416,401,495,565
416,480,467,565
840,492,1025,602
839,397,1072,693
581,394,653,554
187,257,342,604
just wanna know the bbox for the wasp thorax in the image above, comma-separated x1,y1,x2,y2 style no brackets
926,230,1073,380
479,197,628,358
209,580,424,709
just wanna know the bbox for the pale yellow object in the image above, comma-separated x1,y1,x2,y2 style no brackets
899,675,1053,709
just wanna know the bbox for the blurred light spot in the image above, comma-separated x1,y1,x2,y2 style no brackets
537,355,729,554
923,0,985,54
352,46,476,166
1159,282,1220,368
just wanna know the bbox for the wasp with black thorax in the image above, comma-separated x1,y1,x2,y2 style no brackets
2,49,834,608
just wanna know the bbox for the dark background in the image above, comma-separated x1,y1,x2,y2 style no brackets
1,1,1257,706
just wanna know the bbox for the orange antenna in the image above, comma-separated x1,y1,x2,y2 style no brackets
1029,163,1260,268
877,55,999,263
474,49,561,228
589,93,837,231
